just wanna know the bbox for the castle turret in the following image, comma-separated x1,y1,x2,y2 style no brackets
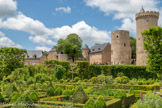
111,30,131,65
136,7,159,65
82,44,89,60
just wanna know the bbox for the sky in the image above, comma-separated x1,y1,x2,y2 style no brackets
0,0,162,51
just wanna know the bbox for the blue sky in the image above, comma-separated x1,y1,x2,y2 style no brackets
0,0,162,51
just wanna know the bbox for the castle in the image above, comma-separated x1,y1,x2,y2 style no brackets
25,7,159,65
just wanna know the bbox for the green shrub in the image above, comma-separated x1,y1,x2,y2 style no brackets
121,76,129,84
10,92,20,103
77,61,89,79
105,76,113,84
84,79,88,82
97,75,105,84
95,96,106,108
137,93,162,108
27,77,35,85
54,87,63,96
74,77,80,82
54,65,66,80
47,87,55,96
3,84,17,97
84,98,95,108
129,87,135,94
114,91,126,99
90,77,97,84
62,90,71,96
115,76,129,84
0,93,5,102
59,79,64,83
29,92,40,103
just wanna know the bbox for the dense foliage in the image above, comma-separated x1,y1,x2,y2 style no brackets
130,36,136,59
0,47,26,76
56,33,83,62
142,26,162,79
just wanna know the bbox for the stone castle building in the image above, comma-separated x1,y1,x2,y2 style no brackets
25,50,47,65
136,7,159,65
82,43,111,64
111,30,131,65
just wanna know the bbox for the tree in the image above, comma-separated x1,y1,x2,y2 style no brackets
0,47,27,76
130,36,136,59
142,26,162,82
54,65,65,80
56,33,83,62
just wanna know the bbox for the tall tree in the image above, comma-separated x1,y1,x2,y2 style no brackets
142,26,162,81
0,47,27,76
56,33,83,62
130,36,136,59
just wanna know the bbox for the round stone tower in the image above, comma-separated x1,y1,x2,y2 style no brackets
111,30,131,65
136,7,159,65
82,44,89,60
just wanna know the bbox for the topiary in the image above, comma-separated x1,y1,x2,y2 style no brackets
62,90,71,96
105,76,113,84
29,92,40,103
74,77,81,82
121,76,129,84
114,91,126,99
83,98,95,108
97,75,105,84
59,79,64,83
47,87,55,96
0,93,5,102
128,87,135,94
115,77,122,84
54,87,63,96
95,96,106,108
90,77,97,84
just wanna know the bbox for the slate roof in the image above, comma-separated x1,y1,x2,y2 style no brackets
90,43,108,53
26,50,43,59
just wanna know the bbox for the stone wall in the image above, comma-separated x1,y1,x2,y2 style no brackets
82,49,89,60
102,43,111,64
111,30,131,65
136,11,159,65
58,54,69,61
47,51,58,60
89,52,102,64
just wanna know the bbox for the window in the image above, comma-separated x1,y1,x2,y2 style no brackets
98,48,100,50
138,38,140,40
124,43,126,46
93,49,95,51
116,35,119,38
146,20,149,22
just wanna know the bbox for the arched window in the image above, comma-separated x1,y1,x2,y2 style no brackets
116,35,119,38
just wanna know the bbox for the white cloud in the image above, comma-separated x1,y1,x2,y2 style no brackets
0,31,5,37
0,36,23,48
85,0,160,34
35,46,51,51
85,0,158,19
0,0,17,18
29,36,55,45
118,18,136,34
51,21,110,44
55,6,71,13
0,13,52,36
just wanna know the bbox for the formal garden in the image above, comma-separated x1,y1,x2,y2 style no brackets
0,27,161,108
0,59,161,108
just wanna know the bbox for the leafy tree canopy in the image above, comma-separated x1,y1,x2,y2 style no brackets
0,47,27,76
130,36,136,59
56,33,83,62
142,26,162,78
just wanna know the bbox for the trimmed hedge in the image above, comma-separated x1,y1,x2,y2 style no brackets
88,65,157,79
76,61,89,79
106,99,122,108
